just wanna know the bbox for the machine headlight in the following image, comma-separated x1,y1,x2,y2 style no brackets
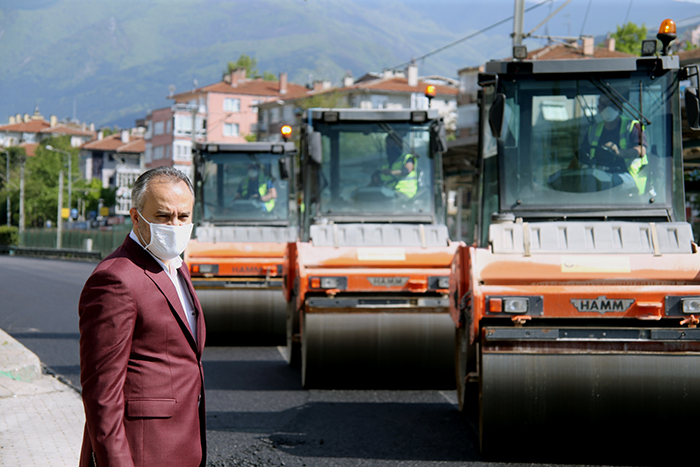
682,298,700,314
193,264,218,274
437,277,450,289
503,298,529,313
309,276,347,290
320,277,340,289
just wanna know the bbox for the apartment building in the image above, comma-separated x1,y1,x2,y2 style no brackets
80,130,145,215
0,108,95,148
141,68,308,179
256,64,458,141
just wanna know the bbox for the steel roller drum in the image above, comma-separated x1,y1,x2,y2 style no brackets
480,347,700,463
196,289,286,345
301,312,455,388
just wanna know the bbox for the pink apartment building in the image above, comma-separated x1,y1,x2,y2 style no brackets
144,68,307,180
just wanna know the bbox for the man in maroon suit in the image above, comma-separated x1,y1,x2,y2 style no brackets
79,166,206,467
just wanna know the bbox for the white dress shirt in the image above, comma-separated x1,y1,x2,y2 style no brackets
129,230,197,343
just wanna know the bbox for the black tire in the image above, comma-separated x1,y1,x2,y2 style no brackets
285,294,301,368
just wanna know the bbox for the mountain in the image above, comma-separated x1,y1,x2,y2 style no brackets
0,0,513,129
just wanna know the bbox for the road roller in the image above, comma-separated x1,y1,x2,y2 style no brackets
451,21,700,463
283,108,459,388
185,140,297,345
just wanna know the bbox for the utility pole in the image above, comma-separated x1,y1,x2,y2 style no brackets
46,145,73,219
513,0,525,47
3,149,9,227
19,154,25,235
191,104,198,163
57,169,63,249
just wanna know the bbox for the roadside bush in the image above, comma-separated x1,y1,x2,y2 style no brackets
0,226,18,245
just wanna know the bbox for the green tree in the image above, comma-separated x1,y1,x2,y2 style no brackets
0,146,26,226
24,137,80,227
611,22,648,56
224,54,276,81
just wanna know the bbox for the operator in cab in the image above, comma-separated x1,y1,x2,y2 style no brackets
577,94,648,194
234,163,277,212
379,134,418,198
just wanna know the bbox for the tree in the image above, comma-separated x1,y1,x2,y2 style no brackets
611,22,648,56
224,54,276,81
23,137,81,227
0,146,25,226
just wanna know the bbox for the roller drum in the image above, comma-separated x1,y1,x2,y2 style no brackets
480,349,700,463
302,312,455,388
196,288,286,344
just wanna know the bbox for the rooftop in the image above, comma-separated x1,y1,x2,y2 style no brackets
82,133,144,153
171,78,309,100
524,42,635,61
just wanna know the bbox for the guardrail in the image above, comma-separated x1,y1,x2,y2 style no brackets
0,245,102,262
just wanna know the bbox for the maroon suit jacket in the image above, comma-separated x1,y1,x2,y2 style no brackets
79,235,206,467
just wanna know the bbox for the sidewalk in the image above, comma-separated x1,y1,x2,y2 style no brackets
0,328,84,466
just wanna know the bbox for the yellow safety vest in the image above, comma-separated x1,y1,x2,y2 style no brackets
240,173,275,212
380,153,418,198
588,117,648,194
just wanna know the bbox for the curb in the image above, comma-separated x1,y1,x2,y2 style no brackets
0,328,42,383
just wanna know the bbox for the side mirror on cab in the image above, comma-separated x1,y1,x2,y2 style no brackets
489,93,506,138
686,87,700,131
683,65,700,131
308,131,323,164
278,157,290,180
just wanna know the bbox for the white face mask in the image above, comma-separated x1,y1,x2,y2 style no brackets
248,170,259,179
137,211,193,261
600,106,619,123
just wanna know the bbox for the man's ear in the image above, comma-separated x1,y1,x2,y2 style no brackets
129,208,139,228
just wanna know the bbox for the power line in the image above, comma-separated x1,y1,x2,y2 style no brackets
389,0,552,71
624,0,634,24
579,0,593,38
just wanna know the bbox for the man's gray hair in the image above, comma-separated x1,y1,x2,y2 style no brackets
131,166,194,211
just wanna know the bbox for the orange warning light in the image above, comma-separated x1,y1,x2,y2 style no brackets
425,85,436,98
281,125,292,140
659,18,676,35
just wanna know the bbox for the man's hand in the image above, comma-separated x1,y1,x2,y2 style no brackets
602,141,619,154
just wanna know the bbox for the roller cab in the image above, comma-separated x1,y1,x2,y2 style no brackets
185,142,297,344
455,53,700,462
290,109,458,387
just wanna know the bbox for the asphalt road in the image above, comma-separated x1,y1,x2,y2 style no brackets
0,255,644,467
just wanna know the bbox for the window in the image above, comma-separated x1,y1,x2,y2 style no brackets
250,100,261,114
154,121,164,135
173,142,192,162
174,114,191,135
224,123,240,137
311,121,434,219
153,146,164,160
224,98,241,112
493,74,672,214
371,95,388,109
199,151,289,222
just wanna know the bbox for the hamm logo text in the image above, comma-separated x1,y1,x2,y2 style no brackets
571,296,634,314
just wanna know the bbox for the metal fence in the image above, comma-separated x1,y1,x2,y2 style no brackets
20,226,131,259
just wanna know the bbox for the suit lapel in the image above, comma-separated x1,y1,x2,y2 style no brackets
178,264,206,354
124,236,199,354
